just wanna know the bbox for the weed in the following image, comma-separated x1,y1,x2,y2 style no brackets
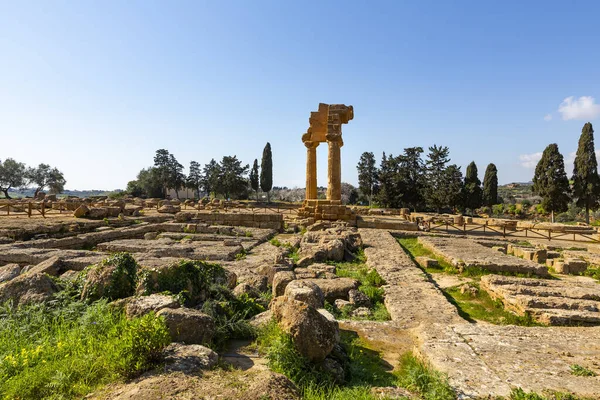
235,249,247,261
395,352,455,400
245,231,253,237
570,364,596,377
270,238,282,247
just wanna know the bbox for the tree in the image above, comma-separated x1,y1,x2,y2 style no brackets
202,159,220,198
249,159,260,201
0,159,27,199
463,161,482,214
126,167,163,198
424,145,451,212
260,143,273,202
445,164,464,211
482,163,499,207
187,161,203,199
376,152,401,208
153,149,185,198
153,149,171,197
26,163,66,197
397,147,425,211
356,152,379,206
218,156,249,200
341,182,359,205
572,122,600,224
532,143,571,223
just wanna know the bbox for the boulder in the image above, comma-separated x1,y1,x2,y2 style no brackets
240,274,268,293
157,308,215,345
158,205,181,214
249,310,273,329
0,273,58,306
246,371,301,400
26,256,63,277
348,289,371,308
163,343,219,373
81,255,137,301
283,280,324,309
88,207,108,219
0,264,20,283
73,205,89,218
415,256,439,268
233,283,260,298
271,297,339,362
144,232,159,240
272,271,296,297
351,307,371,318
304,278,360,302
125,294,180,318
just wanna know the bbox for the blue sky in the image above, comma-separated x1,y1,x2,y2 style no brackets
1,1,599,190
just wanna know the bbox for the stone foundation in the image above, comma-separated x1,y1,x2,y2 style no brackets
297,199,356,222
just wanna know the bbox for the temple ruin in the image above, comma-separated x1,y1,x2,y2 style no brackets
297,103,357,222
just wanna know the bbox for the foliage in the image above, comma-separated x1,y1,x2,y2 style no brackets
0,158,27,199
250,158,260,200
138,259,227,306
26,163,66,197
187,160,203,198
570,364,596,376
572,122,600,223
217,155,250,200
483,163,499,206
202,158,221,198
424,145,464,212
463,161,483,212
126,167,164,198
0,299,170,399
532,143,571,219
82,253,139,302
154,149,186,198
395,352,455,400
357,151,379,206
260,142,273,202
396,237,456,273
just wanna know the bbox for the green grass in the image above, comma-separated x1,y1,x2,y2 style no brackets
583,266,600,281
396,237,456,274
508,387,594,400
395,353,455,400
270,237,300,263
570,364,596,377
444,283,541,326
326,250,390,321
0,298,170,399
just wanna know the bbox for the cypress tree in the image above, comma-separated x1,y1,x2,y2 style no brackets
424,145,451,213
482,163,498,207
463,161,482,213
250,159,259,201
572,122,600,224
532,143,571,223
356,152,378,206
260,142,273,203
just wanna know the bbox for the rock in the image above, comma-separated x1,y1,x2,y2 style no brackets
88,207,109,219
240,274,268,293
233,283,260,298
0,273,58,306
370,386,417,399
322,357,345,383
157,308,215,345
348,288,372,307
325,240,345,261
492,246,506,254
163,343,218,373
459,283,479,296
554,258,588,274
73,205,89,218
246,371,301,400
249,310,273,329
304,278,360,302
271,297,339,362
26,256,63,277
256,264,292,285
296,256,314,268
272,271,296,297
81,254,138,301
158,205,181,214
334,299,352,310
174,212,192,222
351,307,371,318
144,232,158,240
125,294,180,318
0,264,20,283
284,280,324,309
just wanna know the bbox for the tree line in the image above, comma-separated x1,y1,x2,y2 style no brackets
0,159,66,199
356,146,498,213
126,143,273,201
532,122,599,224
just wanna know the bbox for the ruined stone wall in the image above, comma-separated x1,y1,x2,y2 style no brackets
192,211,284,230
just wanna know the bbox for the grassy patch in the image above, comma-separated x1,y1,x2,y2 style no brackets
326,250,390,321
583,266,600,281
570,364,596,377
0,299,170,399
508,387,594,400
395,352,455,400
396,237,456,274
444,283,541,326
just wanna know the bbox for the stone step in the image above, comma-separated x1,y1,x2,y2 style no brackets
532,308,600,326
512,294,600,312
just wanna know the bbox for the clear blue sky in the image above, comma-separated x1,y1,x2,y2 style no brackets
1,1,599,190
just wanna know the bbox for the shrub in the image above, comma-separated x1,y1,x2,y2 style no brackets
81,253,138,301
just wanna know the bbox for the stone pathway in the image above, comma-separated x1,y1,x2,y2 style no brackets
359,228,600,399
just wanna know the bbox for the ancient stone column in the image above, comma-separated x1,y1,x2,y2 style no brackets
304,141,318,200
326,135,343,201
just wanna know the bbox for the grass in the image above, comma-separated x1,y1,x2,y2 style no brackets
395,353,455,400
583,266,600,281
325,250,390,321
270,237,300,263
0,298,170,399
396,237,456,274
444,283,541,326
570,364,596,377
508,387,595,400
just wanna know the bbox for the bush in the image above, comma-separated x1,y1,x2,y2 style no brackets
0,299,170,399
81,253,138,301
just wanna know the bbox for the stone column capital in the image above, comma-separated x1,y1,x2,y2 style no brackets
326,133,344,147
303,140,320,149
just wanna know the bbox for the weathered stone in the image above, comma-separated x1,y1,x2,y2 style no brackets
284,280,325,309
163,343,218,373
0,263,20,283
249,310,273,329
233,283,260,298
144,232,158,240
125,294,180,318
158,205,181,214
271,297,339,362
415,256,439,268
73,204,89,218
157,308,215,345
0,273,58,306
26,256,63,276
304,277,360,302
272,271,296,297
334,299,352,310
239,274,268,293
351,307,371,318
348,288,372,307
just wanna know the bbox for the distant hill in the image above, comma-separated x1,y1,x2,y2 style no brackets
6,188,120,199
498,182,538,203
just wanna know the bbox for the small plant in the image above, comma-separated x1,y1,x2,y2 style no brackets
235,249,247,261
103,217,110,225
270,238,282,247
245,231,253,237
395,352,455,400
570,364,596,377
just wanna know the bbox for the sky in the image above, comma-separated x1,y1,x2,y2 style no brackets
1,1,600,191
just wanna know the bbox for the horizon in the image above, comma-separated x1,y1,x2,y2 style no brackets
1,1,599,191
